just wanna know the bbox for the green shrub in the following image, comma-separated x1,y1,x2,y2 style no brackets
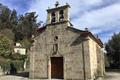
0,59,11,72
11,60,24,71
0,58,25,74
11,53,27,60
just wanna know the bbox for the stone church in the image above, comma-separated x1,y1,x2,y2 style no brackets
29,2,105,80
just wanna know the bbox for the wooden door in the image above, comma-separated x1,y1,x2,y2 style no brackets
51,57,63,79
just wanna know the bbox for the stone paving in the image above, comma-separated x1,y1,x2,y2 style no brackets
0,75,28,80
0,71,120,80
0,75,63,80
104,71,120,80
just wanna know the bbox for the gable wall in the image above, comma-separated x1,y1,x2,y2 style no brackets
29,22,91,79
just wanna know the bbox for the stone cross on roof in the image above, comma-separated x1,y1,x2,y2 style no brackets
55,1,60,7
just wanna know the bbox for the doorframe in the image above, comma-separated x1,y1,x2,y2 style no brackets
48,57,64,79
48,58,51,79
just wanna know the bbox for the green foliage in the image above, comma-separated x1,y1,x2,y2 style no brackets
0,4,40,73
0,8,11,29
0,29,15,41
0,58,11,72
11,60,24,71
0,6,39,57
105,32,120,68
0,6,39,42
20,39,32,49
0,59,24,73
0,35,12,58
15,12,39,41
11,53,27,60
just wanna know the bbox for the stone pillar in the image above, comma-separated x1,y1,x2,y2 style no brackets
48,58,51,79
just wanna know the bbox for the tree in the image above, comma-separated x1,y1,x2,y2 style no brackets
105,32,120,68
0,35,13,58
20,38,32,49
15,12,39,41
0,29,15,41
0,8,17,42
11,53,27,60
0,6,39,42
10,9,18,33
0,5,40,72
0,8,11,29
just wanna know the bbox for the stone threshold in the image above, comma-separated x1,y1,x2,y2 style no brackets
30,79,64,80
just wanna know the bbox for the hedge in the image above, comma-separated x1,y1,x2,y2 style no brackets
0,59,25,74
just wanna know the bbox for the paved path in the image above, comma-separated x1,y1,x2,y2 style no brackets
0,71,120,80
105,71,120,80
0,75,62,80
0,75,28,80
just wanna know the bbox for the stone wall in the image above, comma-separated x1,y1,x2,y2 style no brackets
29,22,92,80
88,36,105,79
29,21,104,80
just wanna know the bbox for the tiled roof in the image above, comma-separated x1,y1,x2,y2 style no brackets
37,26,46,33
66,27,103,48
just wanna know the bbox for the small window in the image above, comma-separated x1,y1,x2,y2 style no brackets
59,10,64,21
51,12,56,23
17,50,20,53
54,36,58,41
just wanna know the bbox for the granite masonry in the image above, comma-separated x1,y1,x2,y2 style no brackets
29,2,105,80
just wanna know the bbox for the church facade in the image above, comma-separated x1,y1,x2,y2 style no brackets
29,3,105,80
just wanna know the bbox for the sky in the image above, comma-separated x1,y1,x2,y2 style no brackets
0,0,120,43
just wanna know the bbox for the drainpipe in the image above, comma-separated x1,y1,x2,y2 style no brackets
81,39,86,80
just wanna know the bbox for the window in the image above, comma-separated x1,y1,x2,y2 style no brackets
17,50,20,53
59,10,64,21
54,36,58,41
51,12,56,23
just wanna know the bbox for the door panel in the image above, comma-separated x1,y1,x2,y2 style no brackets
51,57,63,79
